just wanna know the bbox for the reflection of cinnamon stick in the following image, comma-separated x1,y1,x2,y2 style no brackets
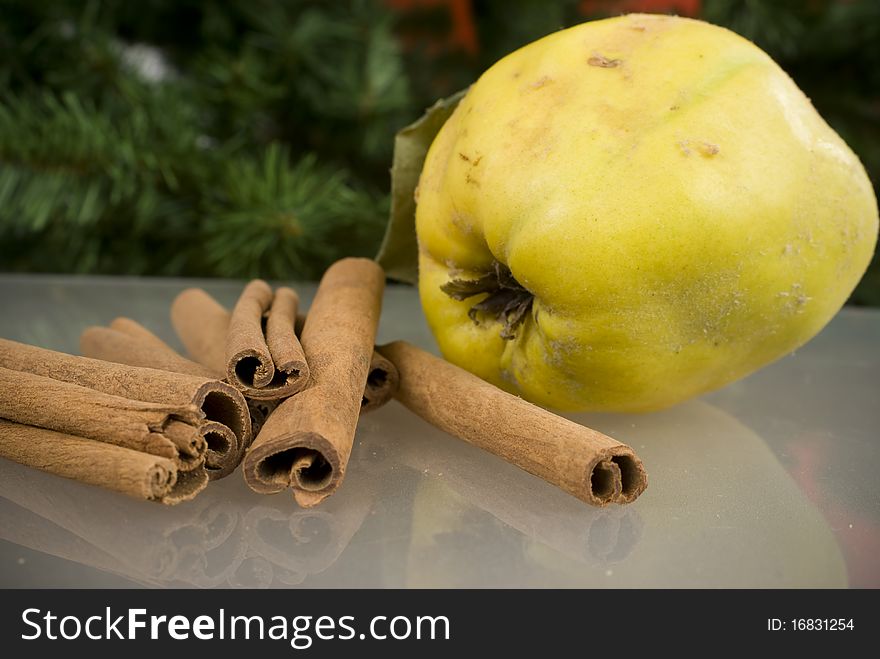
242,258,384,507
372,425,642,565
242,467,375,577
0,457,235,582
173,287,397,413
0,498,133,584
0,366,205,471
378,342,648,507
226,281,309,400
0,420,207,504
80,321,245,479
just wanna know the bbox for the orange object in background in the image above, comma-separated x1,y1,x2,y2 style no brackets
386,0,479,55
580,0,701,16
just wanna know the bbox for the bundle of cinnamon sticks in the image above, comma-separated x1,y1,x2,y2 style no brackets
0,257,647,508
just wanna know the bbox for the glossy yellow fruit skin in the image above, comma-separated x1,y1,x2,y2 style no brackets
416,14,878,412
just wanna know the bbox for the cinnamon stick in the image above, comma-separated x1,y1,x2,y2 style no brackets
82,318,218,379
295,311,400,413
0,419,207,504
361,350,399,414
173,287,398,412
242,258,384,506
0,366,205,472
171,288,229,374
0,337,251,469
80,321,246,479
225,281,309,400
377,341,648,507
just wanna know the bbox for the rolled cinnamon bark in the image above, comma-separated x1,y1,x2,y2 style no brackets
82,319,218,379
242,258,385,506
226,281,309,400
377,341,648,507
173,287,398,412
0,366,205,472
80,322,245,479
0,419,207,504
298,312,400,413
0,337,251,467
171,288,230,374
361,350,400,414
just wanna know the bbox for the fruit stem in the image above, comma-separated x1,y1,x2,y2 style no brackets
440,261,533,340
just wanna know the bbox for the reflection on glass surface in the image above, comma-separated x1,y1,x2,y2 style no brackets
0,397,847,588
0,276,876,587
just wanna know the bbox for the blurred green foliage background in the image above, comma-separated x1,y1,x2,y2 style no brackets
0,0,877,304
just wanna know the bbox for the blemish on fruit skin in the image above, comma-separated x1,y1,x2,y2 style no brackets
698,142,719,156
778,283,812,313
588,53,622,68
677,139,720,157
529,75,553,90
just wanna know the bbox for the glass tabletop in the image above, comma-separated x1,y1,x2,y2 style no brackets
0,274,877,588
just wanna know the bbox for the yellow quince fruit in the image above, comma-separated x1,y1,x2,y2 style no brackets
415,14,878,412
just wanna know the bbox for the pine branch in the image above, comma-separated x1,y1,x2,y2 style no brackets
202,144,388,279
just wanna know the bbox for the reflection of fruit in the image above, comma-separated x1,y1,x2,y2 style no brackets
392,399,847,587
528,401,848,587
416,14,878,411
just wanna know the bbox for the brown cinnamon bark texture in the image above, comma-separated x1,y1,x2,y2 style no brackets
0,366,205,472
171,288,230,374
0,337,251,468
377,341,648,507
242,258,385,507
82,319,218,379
173,287,398,412
226,281,309,400
0,419,207,504
80,321,245,479
361,350,400,414
294,312,399,413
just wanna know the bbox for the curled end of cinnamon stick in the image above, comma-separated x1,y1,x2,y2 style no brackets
199,420,241,480
147,462,175,499
242,431,341,508
195,381,250,443
361,352,400,414
586,449,648,506
227,347,276,391
226,282,309,400
158,467,210,505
